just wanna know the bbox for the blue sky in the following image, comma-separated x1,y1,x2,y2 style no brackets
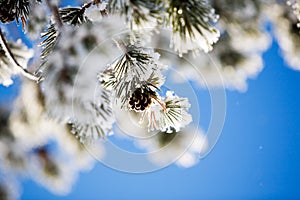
0,33,294,199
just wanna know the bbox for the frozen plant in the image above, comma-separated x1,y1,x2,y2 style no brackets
0,0,300,198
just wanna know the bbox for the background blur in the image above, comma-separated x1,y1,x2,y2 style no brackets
1,27,300,199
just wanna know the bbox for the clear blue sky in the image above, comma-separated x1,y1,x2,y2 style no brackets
1,5,300,200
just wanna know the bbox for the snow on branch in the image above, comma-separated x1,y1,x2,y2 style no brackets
99,37,192,132
165,0,220,55
0,28,38,86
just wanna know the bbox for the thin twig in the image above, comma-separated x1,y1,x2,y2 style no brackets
112,38,128,54
139,110,146,124
45,0,63,27
0,28,39,82
151,95,167,112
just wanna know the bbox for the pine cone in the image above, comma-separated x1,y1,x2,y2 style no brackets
129,87,156,111
0,7,15,23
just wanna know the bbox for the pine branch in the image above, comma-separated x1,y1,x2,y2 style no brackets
35,23,59,76
27,0,60,73
0,0,30,24
69,91,113,142
70,122,107,142
165,0,219,54
166,0,217,38
59,7,89,25
40,24,58,60
59,0,107,26
99,39,164,107
147,91,192,133
164,99,186,125
0,28,39,83
37,2,95,74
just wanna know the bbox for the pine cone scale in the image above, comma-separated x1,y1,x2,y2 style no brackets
129,87,155,111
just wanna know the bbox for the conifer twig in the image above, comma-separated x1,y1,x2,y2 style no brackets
0,28,39,82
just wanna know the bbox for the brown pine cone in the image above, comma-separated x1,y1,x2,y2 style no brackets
129,87,156,111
